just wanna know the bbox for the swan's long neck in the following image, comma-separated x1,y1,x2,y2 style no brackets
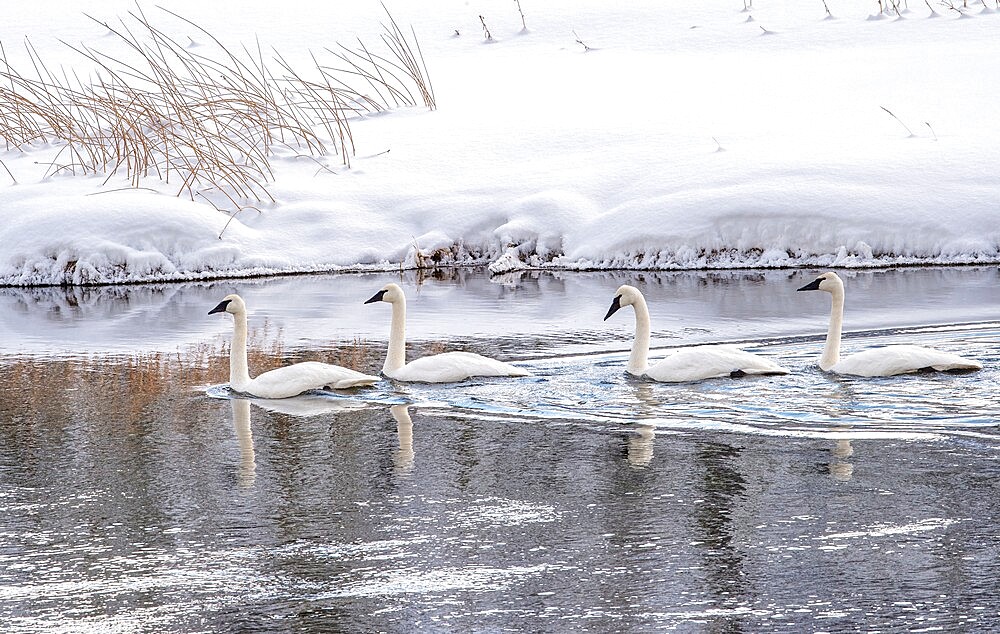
820,287,844,371
628,295,652,375
229,310,253,390
384,297,407,374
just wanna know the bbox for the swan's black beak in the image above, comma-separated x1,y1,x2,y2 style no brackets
208,299,232,315
604,295,622,321
364,289,388,304
796,278,823,292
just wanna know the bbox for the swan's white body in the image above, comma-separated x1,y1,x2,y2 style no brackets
604,285,789,382
365,283,530,383
797,272,982,377
210,294,380,398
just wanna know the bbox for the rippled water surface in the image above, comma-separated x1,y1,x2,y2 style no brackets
2,267,1000,632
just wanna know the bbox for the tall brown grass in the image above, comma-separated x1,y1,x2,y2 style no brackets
0,6,434,225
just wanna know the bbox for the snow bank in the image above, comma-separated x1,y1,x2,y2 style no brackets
1,0,998,286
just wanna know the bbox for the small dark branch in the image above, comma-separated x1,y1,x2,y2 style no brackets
924,121,937,141
479,15,493,41
880,106,915,137
822,0,832,15
573,30,591,51
514,0,528,30
0,157,15,184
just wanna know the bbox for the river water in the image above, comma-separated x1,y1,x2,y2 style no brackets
1,267,999,632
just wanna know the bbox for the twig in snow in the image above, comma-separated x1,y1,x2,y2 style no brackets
85,187,160,195
479,15,493,41
573,30,591,51
214,199,263,239
514,0,528,31
0,158,15,184
924,121,937,141
939,0,964,14
880,106,915,137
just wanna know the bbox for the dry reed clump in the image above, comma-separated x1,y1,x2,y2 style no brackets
0,5,434,226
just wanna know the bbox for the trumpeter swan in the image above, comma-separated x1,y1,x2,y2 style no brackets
364,283,531,383
796,271,982,376
209,294,380,398
604,285,789,382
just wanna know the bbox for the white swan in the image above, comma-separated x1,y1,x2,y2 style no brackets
209,294,380,398
364,283,531,383
604,285,789,382
796,271,982,376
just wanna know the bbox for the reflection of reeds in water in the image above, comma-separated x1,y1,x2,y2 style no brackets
214,320,375,380
0,329,374,426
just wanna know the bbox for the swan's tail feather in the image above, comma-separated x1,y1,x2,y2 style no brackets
327,376,381,389
930,360,983,372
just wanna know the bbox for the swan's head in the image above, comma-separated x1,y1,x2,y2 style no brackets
209,293,246,316
604,285,643,321
796,272,843,294
365,283,405,305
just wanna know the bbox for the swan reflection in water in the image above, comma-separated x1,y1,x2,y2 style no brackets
391,405,414,473
628,424,656,468
231,398,256,489
829,436,854,482
229,394,373,488
247,394,368,417
627,382,659,468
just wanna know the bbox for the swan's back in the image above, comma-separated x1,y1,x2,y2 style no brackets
243,361,379,398
388,351,530,383
831,345,982,377
645,345,789,383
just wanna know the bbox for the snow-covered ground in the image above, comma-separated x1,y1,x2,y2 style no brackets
1,0,998,286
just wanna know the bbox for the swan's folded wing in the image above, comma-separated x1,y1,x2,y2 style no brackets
248,361,379,398
833,345,982,377
389,351,530,383
645,345,789,382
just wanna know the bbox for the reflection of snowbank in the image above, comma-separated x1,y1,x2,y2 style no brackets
0,1,997,285
4,267,1000,360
